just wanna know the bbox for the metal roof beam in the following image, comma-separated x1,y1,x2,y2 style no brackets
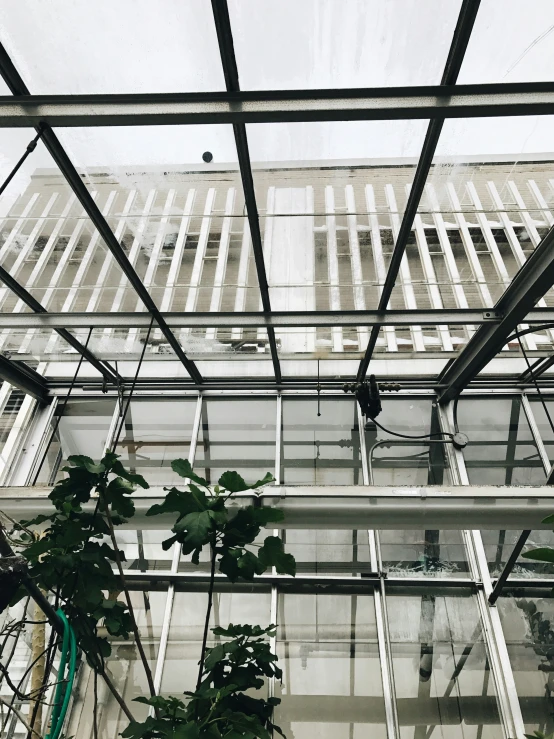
0,83,553,126
0,354,47,402
0,263,119,383
2,308,554,330
439,223,554,403
211,0,281,382
0,41,203,386
357,0,480,381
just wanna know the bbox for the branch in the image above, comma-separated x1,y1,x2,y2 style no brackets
0,695,43,738
0,659,31,700
99,493,157,702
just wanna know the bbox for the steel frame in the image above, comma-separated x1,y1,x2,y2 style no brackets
0,83,553,127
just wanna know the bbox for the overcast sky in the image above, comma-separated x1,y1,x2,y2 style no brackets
0,0,553,209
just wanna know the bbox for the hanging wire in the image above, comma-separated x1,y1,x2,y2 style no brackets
111,316,155,452
0,127,44,198
516,327,554,438
370,415,455,441
32,328,93,485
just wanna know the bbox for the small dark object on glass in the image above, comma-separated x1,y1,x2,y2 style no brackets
202,151,213,163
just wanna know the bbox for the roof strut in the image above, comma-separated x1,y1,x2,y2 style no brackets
0,352,47,402
0,263,119,384
211,0,282,383
0,41,203,386
356,0,481,381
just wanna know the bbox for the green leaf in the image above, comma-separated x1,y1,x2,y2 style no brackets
521,547,554,563
542,514,554,525
174,510,213,548
147,487,199,518
171,724,200,739
258,536,296,577
218,471,249,492
67,454,96,468
111,459,149,489
204,642,225,672
105,476,135,519
236,550,265,581
171,458,208,487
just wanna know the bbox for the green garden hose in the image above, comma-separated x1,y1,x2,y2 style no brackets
46,609,77,739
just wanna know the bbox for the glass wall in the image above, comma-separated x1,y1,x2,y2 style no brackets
457,396,546,485
387,588,503,737
281,396,361,484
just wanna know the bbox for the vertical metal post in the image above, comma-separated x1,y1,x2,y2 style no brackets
439,400,525,737
152,393,202,695
521,393,551,475
275,393,282,486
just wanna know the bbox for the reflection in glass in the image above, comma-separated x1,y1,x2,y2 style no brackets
36,398,116,484
281,397,361,484
388,590,502,737
498,594,554,732
275,593,385,738
457,397,546,484
282,530,371,577
379,530,469,579
114,398,197,485
195,397,276,484
482,529,554,580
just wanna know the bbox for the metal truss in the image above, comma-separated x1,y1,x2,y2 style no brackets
0,83,553,127
0,0,550,401
0,352,47,401
1,308,554,330
439,222,554,403
0,41,203,386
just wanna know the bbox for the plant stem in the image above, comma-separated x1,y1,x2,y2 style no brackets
93,669,98,739
197,534,217,691
99,492,157,703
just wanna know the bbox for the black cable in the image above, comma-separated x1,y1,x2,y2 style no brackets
371,416,454,441
0,127,43,198
516,328,554,439
32,327,93,484
452,396,460,434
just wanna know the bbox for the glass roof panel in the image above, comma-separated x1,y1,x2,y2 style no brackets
459,0,554,84
229,0,462,90
424,115,554,314
0,1,225,94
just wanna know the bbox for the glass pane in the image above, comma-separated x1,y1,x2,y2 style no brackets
161,591,271,697
498,593,554,732
529,396,554,465
114,398,198,485
379,530,469,579
457,396,546,484
69,590,164,738
230,0,461,89
0,1,225,93
281,396,361,484
482,529,554,580
113,530,173,571
426,117,554,316
365,397,451,485
459,0,554,84
194,397,276,483
36,398,116,484
0,388,24,459
276,592,385,738
283,529,371,577
388,589,503,737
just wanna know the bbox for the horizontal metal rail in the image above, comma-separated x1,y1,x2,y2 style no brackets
1,485,554,529
2,308,554,330
0,83,554,126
